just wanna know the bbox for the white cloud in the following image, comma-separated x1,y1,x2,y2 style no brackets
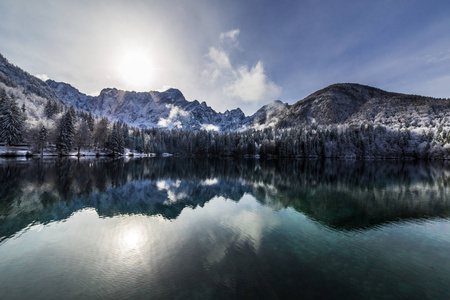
201,178,219,186
202,29,281,106
156,180,169,190
34,74,49,81
219,29,240,47
207,47,232,70
157,104,190,128
200,124,219,131
205,47,233,83
224,61,281,102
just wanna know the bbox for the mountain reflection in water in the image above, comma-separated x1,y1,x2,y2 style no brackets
1,158,449,241
1,158,450,300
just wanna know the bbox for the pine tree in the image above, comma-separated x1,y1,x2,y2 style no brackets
106,122,124,156
68,106,76,123
44,99,56,118
93,117,109,151
56,110,75,155
38,125,48,155
87,111,95,132
74,119,91,155
0,89,24,146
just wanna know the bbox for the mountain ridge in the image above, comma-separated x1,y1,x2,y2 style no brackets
1,52,449,132
0,53,63,104
47,77,450,131
277,82,450,129
47,79,250,131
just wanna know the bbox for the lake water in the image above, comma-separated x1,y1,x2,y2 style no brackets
0,158,449,299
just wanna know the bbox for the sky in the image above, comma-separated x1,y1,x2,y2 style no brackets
1,0,450,115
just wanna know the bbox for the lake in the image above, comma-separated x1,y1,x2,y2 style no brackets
0,158,449,299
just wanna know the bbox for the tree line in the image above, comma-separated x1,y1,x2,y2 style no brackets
1,87,449,159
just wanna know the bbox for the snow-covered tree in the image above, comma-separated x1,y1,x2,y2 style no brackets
0,88,24,146
38,125,48,155
44,99,58,119
74,119,91,155
56,110,75,155
93,117,109,151
106,122,124,156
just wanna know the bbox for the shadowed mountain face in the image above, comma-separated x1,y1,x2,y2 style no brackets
1,158,449,242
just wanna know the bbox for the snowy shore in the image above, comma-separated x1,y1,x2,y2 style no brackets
0,146,155,158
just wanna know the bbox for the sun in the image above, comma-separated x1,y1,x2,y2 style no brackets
118,50,154,88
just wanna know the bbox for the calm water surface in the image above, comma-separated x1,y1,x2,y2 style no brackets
0,158,449,299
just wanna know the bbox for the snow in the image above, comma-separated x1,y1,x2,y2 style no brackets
48,81,248,131
201,178,219,186
200,124,219,131
124,148,151,157
2,50,450,160
0,147,31,156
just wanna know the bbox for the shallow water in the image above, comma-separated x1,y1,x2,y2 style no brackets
0,158,449,299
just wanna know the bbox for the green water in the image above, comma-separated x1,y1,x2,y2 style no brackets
0,158,449,299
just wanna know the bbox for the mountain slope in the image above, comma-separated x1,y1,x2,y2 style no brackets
0,54,65,129
0,54,62,104
277,83,450,129
243,100,290,129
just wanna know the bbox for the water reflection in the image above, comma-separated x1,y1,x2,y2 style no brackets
1,158,450,299
1,158,450,242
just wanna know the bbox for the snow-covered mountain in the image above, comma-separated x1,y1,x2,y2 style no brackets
242,100,290,130
47,80,247,131
2,52,449,133
0,54,62,104
48,79,450,132
276,83,450,129
0,54,65,129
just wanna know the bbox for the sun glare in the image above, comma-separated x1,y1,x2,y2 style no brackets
118,50,154,88
121,227,145,250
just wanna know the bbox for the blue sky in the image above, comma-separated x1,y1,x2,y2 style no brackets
1,0,450,114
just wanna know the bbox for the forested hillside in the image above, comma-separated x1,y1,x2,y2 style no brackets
1,53,449,159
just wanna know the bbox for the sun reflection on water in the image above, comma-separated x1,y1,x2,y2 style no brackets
121,227,143,250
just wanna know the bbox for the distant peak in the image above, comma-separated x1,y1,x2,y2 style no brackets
161,87,185,99
45,79,56,84
165,87,180,92
163,88,183,96
322,83,388,93
101,87,117,92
